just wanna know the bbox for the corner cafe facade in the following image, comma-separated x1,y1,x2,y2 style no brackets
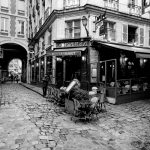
47,38,150,104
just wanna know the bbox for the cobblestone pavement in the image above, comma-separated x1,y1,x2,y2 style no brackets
0,83,150,150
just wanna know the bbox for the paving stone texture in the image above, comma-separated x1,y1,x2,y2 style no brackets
0,83,150,150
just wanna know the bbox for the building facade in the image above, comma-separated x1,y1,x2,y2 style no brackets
28,0,150,104
0,0,28,82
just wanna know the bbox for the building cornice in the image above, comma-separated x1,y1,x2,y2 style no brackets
30,4,150,45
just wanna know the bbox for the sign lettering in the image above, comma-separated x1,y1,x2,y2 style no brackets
56,41,89,48
52,51,81,56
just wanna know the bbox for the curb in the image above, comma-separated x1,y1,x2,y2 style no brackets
20,83,43,97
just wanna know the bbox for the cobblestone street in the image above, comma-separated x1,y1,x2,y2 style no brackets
0,83,150,150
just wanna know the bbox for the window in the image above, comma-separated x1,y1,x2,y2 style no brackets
65,20,81,39
18,20,25,35
18,0,25,15
103,21,116,41
1,17,8,32
1,0,9,8
64,0,80,8
128,25,138,44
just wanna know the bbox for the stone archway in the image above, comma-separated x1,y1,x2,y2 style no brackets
0,43,27,82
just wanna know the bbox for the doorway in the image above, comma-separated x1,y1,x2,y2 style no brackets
100,59,117,86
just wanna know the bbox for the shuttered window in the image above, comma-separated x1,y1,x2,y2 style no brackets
65,20,81,38
122,24,128,43
139,28,144,45
18,20,25,34
18,0,25,11
1,17,8,32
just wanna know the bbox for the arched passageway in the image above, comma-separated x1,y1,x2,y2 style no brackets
0,43,27,82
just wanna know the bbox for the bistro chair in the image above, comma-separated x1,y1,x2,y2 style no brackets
98,87,107,112
71,98,89,122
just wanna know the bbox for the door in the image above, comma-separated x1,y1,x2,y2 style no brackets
100,59,117,98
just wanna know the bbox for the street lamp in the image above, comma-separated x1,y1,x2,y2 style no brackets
82,16,89,37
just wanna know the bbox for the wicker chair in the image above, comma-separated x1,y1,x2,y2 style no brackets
71,98,89,122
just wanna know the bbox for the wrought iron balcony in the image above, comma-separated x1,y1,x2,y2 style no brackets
64,0,80,9
104,0,119,11
103,1,142,16
128,4,142,16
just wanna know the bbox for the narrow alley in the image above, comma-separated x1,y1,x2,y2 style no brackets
0,83,150,150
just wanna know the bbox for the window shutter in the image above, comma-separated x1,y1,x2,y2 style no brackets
140,28,144,45
122,24,128,43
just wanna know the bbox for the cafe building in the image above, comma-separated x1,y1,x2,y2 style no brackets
28,1,150,104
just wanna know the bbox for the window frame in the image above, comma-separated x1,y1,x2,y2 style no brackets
0,15,10,36
0,0,10,12
16,18,26,38
65,19,81,39
17,0,26,16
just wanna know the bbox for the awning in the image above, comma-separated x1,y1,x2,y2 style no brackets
136,53,150,58
97,41,150,58
101,42,135,52
47,47,86,56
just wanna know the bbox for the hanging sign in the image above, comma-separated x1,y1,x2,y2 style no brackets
99,23,106,36
93,11,107,32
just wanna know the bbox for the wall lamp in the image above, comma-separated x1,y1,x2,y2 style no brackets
82,55,86,61
82,16,89,37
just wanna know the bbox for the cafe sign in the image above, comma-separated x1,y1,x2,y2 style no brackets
56,41,89,48
52,51,81,56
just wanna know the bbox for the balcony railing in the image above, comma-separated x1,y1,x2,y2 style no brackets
103,1,142,16
64,0,80,9
65,27,81,39
44,7,51,21
104,0,119,11
103,28,116,41
128,4,142,16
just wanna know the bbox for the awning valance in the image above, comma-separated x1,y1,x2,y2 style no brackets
95,41,150,58
47,47,86,56
136,53,150,59
100,42,135,52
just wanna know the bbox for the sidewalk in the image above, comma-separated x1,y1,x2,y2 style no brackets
20,82,43,96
